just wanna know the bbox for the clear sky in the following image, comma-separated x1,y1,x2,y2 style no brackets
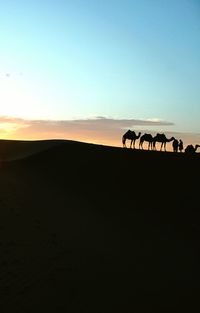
0,0,200,147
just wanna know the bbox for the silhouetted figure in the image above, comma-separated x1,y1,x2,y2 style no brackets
153,133,175,151
122,130,141,149
179,139,183,152
172,138,179,152
139,133,153,150
185,144,200,154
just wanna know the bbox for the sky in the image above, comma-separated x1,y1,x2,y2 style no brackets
0,0,200,149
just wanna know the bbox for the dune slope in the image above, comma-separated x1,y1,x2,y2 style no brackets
0,140,199,312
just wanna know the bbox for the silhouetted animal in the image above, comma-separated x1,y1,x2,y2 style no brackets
179,139,183,152
185,144,200,154
153,133,175,151
122,130,141,148
172,139,179,152
139,133,153,150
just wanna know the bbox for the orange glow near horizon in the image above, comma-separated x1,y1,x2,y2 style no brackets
0,130,194,153
0,117,199,152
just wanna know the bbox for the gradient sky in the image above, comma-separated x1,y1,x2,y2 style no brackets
0,0,200,147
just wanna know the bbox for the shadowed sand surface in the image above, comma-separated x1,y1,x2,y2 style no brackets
0,139,199,312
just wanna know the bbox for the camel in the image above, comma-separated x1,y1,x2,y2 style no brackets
153,133,175,151
139,133,153,150
185,144,200,154
122,130,141,149
172,138,179,152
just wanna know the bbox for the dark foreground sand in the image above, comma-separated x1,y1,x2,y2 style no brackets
0,139,199,312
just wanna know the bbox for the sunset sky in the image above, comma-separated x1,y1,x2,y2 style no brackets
0,0,200,148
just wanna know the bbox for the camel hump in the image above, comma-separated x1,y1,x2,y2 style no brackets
155,133,165,139
141,133,152,140
124,130,131,136
156,133,164,136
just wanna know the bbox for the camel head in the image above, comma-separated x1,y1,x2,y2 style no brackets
138,132,141,138
195,144,200,151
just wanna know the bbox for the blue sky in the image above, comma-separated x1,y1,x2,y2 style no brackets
0,0,200,145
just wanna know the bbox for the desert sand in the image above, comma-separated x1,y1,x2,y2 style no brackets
0,139,199,312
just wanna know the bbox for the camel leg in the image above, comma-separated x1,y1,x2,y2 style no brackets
122,138,126,148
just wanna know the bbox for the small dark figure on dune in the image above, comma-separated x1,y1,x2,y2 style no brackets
185,144,200,154
172,138,179,152
179,139,183,152
122,130,141,149
139,133,154,150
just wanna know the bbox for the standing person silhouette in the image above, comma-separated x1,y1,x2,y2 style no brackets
179,139,183,152
172,138,179,152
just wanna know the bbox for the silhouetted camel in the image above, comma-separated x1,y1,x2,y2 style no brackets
139,133,153,150
122,130,141,148
153,133,175,151
172,138,179,152
185,144,200,154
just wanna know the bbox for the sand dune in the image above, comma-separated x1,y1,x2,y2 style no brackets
0,139,67,161
0,140,199,312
